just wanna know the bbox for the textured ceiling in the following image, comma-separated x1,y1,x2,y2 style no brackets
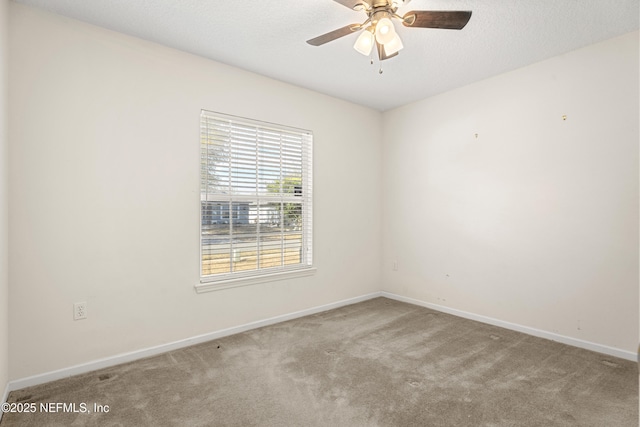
14,0,640,111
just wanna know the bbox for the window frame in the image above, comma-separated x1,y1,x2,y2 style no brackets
196,110,315,293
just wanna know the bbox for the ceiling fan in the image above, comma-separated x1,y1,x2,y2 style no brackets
307,0,472,61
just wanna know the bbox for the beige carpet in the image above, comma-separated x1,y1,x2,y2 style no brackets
2,297,638,426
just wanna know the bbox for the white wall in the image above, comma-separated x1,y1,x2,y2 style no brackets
8,3,382,380
382,31,639,354
0,0,9,401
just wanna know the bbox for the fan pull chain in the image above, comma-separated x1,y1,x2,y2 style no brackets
368,54,382,75
371,55,383,75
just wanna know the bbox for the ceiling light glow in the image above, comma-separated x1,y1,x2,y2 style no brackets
353,30,374,56
375,17,395,45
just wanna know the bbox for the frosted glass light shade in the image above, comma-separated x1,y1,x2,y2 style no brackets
353,30,374,56
384,32,404,55
375,17,395,45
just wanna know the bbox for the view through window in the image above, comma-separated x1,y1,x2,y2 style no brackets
200,110,313,283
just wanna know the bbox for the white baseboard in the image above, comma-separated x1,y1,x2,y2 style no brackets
8,290,636,392
381,291,637,362
7,292,381,392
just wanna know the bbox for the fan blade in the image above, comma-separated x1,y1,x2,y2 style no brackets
332,0,372,11
402,11,472,30
307,24,361,46
377,42,399,61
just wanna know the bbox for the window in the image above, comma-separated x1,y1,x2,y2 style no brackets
199,110,313,290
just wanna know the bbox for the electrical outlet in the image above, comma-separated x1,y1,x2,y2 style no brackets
74,302,87,320
393,260,398,271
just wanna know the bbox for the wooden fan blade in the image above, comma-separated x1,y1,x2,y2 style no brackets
332,0,372,11
376,42,399,61
402,11,472,30
307,24,360,46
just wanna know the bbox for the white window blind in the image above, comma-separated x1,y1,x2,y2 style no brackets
200,110,313,285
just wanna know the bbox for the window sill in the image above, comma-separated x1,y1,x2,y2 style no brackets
195,267,317,293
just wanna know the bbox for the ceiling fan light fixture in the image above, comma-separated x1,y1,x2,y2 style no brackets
306,1,472,68
375,17,395,45
353,30,374,56
384,32,404,55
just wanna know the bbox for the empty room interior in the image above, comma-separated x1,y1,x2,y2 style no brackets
0,0,639,425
